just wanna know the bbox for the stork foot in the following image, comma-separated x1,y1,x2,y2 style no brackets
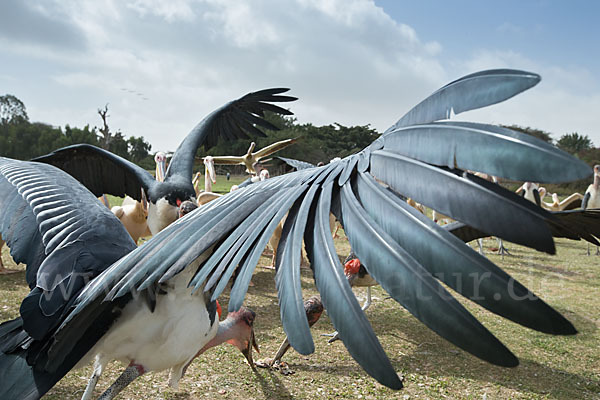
322,331,341,343
497,245,512,257
255,358,295,375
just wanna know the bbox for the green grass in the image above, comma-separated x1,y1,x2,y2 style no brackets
1,199,599,399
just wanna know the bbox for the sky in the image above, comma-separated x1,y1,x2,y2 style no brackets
1,0,599,153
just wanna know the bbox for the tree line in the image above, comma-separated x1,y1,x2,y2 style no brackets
1,94,597,191
0,94,154,169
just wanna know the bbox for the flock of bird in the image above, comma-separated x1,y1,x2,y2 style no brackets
0,70,599,399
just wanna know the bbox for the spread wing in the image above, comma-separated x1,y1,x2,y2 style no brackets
166,88,296,182
276,156,316,171
4,70,591,393
210,156,247,165
32,144,156,202
0,157,136,399
253,138,297,159
64,99,589,390
32,89,297,200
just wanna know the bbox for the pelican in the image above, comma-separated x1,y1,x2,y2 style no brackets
193,156,217,196
0,70,592,398
208,138,297,174
544,192,584,212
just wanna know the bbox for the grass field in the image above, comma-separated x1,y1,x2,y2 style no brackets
1,182,599,399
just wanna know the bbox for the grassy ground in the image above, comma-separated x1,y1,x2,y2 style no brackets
1,188,599,399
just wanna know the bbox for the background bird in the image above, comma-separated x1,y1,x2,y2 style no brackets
582,165,600,255
255,296,323,373
207,138,297,174
193,155,217,196
544,192,584,211
110,194,151,244
323,252,379,343
32,89,296,235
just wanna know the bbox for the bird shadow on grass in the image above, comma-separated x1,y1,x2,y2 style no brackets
0,270,28,290
253,368,294,400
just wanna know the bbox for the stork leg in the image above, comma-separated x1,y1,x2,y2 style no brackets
596,245,600,256
81,358,104,400
97,364,145,400
496,238,511,259
256,296,323,373
270,337,292,367
0,240,19,275
324,287,372,343
477,239,485,256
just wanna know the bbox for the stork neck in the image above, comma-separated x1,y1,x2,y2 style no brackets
197,318,237,355
594,174,600,188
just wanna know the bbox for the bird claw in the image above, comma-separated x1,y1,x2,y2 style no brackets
254,358,294,375
321,332,340,343
497,246,512,257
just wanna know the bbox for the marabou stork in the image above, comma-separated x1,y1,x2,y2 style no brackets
0,70,594,399
582,165,600,255
32,89,296,235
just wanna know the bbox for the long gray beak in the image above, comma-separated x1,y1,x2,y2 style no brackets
242,328,260,369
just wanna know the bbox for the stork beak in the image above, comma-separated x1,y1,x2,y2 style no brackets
241,328,260,370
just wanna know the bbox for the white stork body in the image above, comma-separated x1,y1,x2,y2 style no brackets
80,269,213,371
147,198,181,235
584,166,600,209
583,165,600,256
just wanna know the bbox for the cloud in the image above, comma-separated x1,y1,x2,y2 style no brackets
0,0,86,51
453,49,600,144
1,0,447,151
7,0,596,155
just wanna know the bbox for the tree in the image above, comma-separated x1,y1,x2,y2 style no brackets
502,125,553,143
97,104,113,149
0,94,29,124
108,132,129,159
128,136,152,163
557,132,593,155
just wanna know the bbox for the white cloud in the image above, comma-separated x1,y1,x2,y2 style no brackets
127,0,196,22
4,0,597,155
1,0,447,152
452,49,600,144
